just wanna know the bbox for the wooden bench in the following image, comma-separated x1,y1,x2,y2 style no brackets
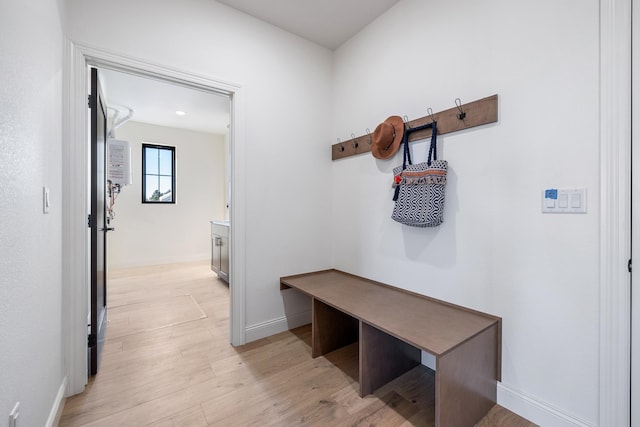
280,269,502,427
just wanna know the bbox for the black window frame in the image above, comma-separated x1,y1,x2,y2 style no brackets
141,143,176,204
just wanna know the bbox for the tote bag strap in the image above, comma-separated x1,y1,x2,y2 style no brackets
427,122,438,166
401,128,411,169
402,121,437,169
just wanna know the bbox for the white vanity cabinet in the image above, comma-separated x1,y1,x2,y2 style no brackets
210,221,229,283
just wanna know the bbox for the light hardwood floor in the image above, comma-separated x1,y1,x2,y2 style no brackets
60,261,536,427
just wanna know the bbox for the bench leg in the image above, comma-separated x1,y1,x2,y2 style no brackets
359,321,421,397
436,324,499,427
312,298,359,358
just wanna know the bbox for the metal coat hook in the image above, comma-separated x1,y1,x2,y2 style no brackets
351,133,358,149
337,138,344,152
427,107,436,123
403,115,411,129
366,128,372,145
455,98,466,120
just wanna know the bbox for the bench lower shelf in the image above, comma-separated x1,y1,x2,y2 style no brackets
297,328,534,427
312,298,498,427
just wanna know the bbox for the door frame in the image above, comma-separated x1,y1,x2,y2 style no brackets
632,1,639,425
601,0,632,425
62,41,247,396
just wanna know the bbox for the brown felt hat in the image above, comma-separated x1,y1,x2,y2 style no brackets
371,116,405,160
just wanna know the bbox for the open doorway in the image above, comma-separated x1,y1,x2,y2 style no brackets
88,66,232,372
62,43,247,395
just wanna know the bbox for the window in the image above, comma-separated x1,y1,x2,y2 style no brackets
142,144,175,203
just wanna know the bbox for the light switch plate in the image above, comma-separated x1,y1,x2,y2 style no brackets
43,186,50,214
542,188,587,213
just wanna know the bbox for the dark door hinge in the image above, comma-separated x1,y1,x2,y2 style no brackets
88,94,93,108
87,214,92,228
629,259,632,273
88,333,97,347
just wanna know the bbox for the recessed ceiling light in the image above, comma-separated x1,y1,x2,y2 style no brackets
175,110,186,116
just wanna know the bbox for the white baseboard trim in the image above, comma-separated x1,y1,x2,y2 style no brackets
245,310,312,343
109,254,210,270
46,377,68,427
497,383,595,427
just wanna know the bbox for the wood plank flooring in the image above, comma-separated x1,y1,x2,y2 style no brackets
60,261,537,427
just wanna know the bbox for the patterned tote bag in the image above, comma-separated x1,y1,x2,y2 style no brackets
391,122,448,227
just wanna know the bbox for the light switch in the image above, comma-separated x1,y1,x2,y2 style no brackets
558,193,569,208
571,193,582,208
543,189,557,211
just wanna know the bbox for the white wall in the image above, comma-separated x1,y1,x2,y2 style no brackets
331,0,600,425
0,0,65,426
66,0,333,334
107,121,226,268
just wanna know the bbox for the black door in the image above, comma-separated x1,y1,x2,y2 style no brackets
89,67,108,375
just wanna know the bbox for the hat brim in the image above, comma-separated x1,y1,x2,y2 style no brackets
371,116,405,160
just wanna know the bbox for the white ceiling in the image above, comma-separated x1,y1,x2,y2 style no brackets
100,68,230,136
216,0,401,50
100,1,399,135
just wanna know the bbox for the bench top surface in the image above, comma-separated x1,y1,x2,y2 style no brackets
280,269,500,356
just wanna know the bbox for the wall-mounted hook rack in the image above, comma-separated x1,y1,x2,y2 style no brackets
331,94,498,161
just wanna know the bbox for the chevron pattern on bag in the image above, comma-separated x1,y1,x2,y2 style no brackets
391,159,448,227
